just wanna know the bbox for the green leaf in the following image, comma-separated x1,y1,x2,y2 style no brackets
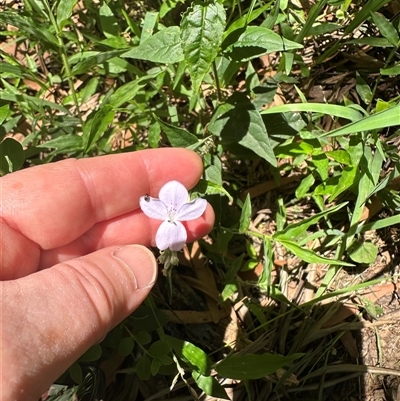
156,118,198,147
277,239,354,266
0,105,10,126
276,197,286,232
121,8,141,37
275,141,313,157
159,355,173,366
0,158,10,176
259,238,273,288
216,353,303,380
192,371,230,400
315,176,342,197
0,12,58,47
37,134,84,153
80,77,100,103
245,60,259,92
221,282,238,301
359,214,400,233
151,359,161,376
141,11,159,43
325,150,351,165
310,151,329,181
208,92,277,167
345,146,382,247
344,0,393,35
0,138,25,174
375,99,391,113
147,340,171,359
99,3,120,38
105,73,159,109
308,23,341,36
262,0,281,30
192,179,233,201
223,1,272,39
122,26,183,64
295,0,328,42
0,62,45,85
242,259,258,271
239,194,252,233
134,330,152,345
261,103,363,122
305,277,386,307
83,106,115,152
68,362,83,384
118,337,135,357
247,234,261,253
225,26,302,62
275,202,347,240
322,104,400,137
359,295,383,319
130,306,169,332
136,354,152,380
79,344,102,362
295,173,315,198
160,0,181,18
356,72,373,104
148,120,161,148
329,165,358,201
380,65,400,76
347,135,364,166
71,49,128,75
180,1,226,92
205,164,222,186
349,240,378,264
0,92,69,113
56,0,78,29
25,0,47,18
346,37,394,47
165,335,211,376
370,12,399,47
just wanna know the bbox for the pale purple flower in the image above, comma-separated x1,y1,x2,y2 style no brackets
139,180,207,251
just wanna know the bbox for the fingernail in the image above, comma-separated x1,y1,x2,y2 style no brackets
113,245,157,289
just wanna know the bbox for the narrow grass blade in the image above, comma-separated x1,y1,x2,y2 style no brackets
278,239,354,266
371,12,399,47
358,214,400,233
321,104,400,137
261,103,363,122
295,0,328,43
304,277,386,307
216,353,303,380
274,202,347,240
344,0,393,35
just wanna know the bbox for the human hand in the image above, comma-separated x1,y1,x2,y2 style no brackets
0,148,214,401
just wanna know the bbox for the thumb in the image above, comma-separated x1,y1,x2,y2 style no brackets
1,245,157,401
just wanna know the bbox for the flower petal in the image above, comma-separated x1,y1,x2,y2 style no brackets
139,196,167,220
176,198,207,221
156,220,187,251
158,181,188,212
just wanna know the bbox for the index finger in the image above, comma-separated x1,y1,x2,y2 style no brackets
1,148,204,249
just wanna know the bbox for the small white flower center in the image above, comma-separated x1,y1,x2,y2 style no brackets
167,208,177,224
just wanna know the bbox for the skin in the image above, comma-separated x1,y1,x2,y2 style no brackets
0,148,214,401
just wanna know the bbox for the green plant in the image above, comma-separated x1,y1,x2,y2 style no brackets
2,0,400,399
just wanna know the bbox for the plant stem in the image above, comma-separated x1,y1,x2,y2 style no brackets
43,0,84,130
212,60,222,103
